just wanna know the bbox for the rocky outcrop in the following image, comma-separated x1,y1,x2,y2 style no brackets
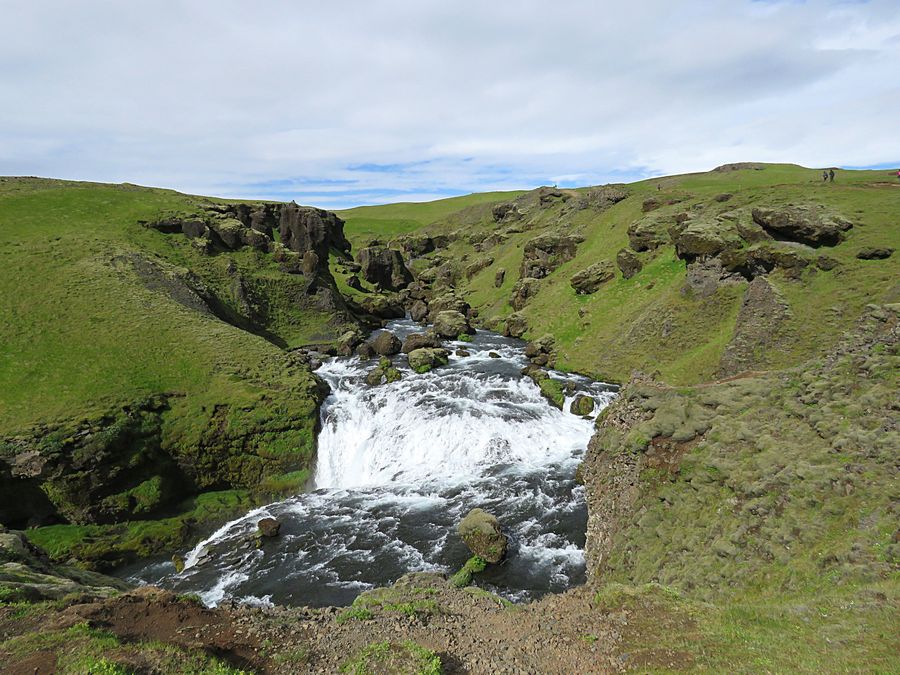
279,203,351,259
669,216,742,262
570,261,615,294
510,278,541,311
616,248,643,279
751,206,852,247
356,246,413,291
524,334,556,368
494,268,506,287
408,348,450,374
627,217,668,252
457,508,508,563
503,313,528,338
856,247,894,260
520,234,583,279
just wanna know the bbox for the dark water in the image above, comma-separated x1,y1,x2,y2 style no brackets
122,321,615,607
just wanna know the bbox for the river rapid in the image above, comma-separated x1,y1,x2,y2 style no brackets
124,320,616,607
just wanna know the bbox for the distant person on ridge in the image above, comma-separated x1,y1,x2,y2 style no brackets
823,170,828,182
896,168,900,182
829,169,835,182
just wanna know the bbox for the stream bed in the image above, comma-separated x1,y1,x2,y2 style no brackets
123,320,616,607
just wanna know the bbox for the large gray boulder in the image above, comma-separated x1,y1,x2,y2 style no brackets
279,203,351,258
751,206,852,247
370,330,402,356
402,332,441,353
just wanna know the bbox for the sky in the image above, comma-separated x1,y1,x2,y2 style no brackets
1,0,898,209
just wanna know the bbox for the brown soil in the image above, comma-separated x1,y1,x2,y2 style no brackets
0,577,697,674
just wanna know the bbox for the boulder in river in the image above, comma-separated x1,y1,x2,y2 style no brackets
408,348,449,374
401,332,441,353
433,310,472,338
570,394,595,416
365,357,403,386
257,517,281,538
458,508,508,563
370,330,402,356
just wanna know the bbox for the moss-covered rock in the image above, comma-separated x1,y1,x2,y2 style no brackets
457,508,507,563
407,348,450,374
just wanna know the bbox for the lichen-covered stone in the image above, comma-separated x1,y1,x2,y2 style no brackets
457,508,508,563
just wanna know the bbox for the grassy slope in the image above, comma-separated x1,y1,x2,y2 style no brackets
339,164,900,384
336,189,525,248
0,178,336,431
0,177,337,566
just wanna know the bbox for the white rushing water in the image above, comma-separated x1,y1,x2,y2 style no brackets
125,320,616,607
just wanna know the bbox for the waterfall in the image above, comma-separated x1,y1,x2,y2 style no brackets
126,320,616,608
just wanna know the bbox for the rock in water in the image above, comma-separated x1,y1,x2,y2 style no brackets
401,332,441,353
407,348,449,373
457,508,508,563
257,517,281,538
433,310,472,338
570,394,595,416
370,330,402,356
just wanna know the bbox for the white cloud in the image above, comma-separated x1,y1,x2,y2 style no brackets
0,0,897,207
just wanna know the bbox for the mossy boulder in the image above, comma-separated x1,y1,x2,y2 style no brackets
570,261,615,294
433,310,472,338
365,358,403,386
408,348,450,374
457,508,507,563
751,205,852,247
571,394,595,416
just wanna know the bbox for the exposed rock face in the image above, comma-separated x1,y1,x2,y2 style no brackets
370,330,402,356
571,395,595,416
669,217,742,262
457,508,508,563
520,235,583,279
356,246,413,291
627,217,668,252
279,203,351,259
465,256,494,280
407,347,450,373
616,248,642,279
257,517,281,538
336,330,362,357
857,247,894,260
494,268,506,287
409,299,429,322
570,261,615,294
394,234,435,257
524,334,556,368
358,294,405,320
503,313,528,338
401,332,441,353
492,202,521,223
427,293,471,323
433,310,472,338
510,278,541,311
751,206,852,247
718,277,792,377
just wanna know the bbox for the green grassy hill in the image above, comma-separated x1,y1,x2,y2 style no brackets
0,178,346,566
339,164,899,384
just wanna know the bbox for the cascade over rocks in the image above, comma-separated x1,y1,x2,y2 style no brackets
457,508,508,563
751,206,852,247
